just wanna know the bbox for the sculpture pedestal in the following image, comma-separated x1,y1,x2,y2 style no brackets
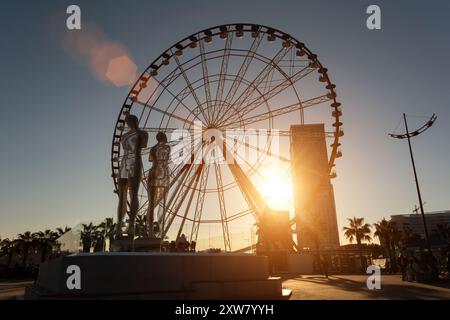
25,252,290,299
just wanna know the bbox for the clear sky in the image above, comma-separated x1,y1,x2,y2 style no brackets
1,0,449,245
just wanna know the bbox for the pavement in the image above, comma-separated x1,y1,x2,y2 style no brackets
0,280,33,300
283,274,450,300
0,275,449,300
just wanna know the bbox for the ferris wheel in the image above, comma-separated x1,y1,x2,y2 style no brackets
111,23,343,252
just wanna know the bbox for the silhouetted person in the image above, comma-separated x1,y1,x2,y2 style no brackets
446,251,450,279
177,233,189,252
385,259,391,274
321,255,330,279
399,253,408,281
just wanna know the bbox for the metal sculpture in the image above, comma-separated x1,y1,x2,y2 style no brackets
115,114,148,240
147,132,171,238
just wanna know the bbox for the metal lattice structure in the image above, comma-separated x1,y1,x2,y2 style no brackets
111,24,343,252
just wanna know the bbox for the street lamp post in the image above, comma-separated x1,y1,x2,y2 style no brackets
389,113,437,252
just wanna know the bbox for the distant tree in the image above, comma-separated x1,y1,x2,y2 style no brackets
343,217,372,245
0,238,15,268
14,231,34,266
56,226,72,237
93,218,116,251
129,215,162,239
343,217,372,272
80,223,97,253
374,218,398,272
374,218,391,255
33,230,59,263
135,215,149,239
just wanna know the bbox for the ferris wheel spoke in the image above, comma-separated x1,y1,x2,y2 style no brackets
158,163,192,221
135,99,195,126
199,39,213,124
220,65,317,127
211,34,233,123
214,163,232,252
227,94,331,128
224,133,290,163
215,141,264,219
214,46,291,127
224,140,296,209
220,31,264,120
214,33,264,124
161,140,205,235
155,79,206,124
167,136,204,188
189,164,210,243
215,77,267,129
163,164,203,238
163,163,197,230
145,137,202,218
173,55,209,123
137,199,149,215
224,208,253,223
228,46,292,113
175,164,203,243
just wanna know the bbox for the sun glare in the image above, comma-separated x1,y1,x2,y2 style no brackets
260,173,293,210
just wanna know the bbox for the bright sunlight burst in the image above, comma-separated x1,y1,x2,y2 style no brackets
260,171,293,210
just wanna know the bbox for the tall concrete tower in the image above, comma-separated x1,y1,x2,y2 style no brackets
290,124,340,250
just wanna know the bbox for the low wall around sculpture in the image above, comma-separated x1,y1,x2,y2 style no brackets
25,252,287,299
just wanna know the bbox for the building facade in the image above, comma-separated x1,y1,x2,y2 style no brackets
390,210,450,239
290,124,340,250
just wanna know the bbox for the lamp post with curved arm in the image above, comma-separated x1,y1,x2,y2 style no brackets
389,113,437,252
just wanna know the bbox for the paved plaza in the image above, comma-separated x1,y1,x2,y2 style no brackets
283,275,450,300
1,275,449,300
0,280,32,300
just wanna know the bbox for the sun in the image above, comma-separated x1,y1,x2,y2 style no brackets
259,172,293,210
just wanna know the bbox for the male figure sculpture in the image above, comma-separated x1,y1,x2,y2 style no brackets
147,132,171,238
116,114,148,239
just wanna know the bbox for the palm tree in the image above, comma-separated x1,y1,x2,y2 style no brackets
343,217,372,245
135,215,149,239
0,238,15,268
374,218,392,254
374,218,399,272
343,217,372,272
80,223,97,253
93,219,116,252
56,226,72,237
374,218,405,272
33,230,59,263
14,231,34,266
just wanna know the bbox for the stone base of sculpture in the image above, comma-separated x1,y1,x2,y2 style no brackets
24,252,290,300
